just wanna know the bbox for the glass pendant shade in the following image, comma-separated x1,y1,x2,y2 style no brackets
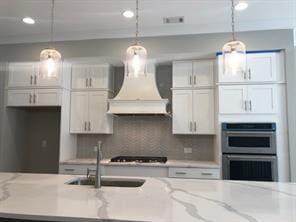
222,40,247,76
126,43,147,77
40,48,62,78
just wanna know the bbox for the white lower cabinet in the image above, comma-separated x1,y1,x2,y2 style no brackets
168,167,220,179
70,91,113,134
7,89,62,107
173,89,215,134
219,85,277,114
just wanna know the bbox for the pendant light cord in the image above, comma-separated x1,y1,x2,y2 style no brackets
231,0,235,41
135,0,139,44
50,0,55,45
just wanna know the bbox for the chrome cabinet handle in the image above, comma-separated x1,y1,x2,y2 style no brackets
89,78,92,87
248,68,252,80
201,172,213,176
29,94,32,104
189,122,193,132
64,168,75,172
34,75,37,85
243,71,247,80
189,76,192,85
30,75,33,85
244,100,247,111
88,121,91,131
175,172,187,175
84,121,87,131
193,75,196,85
33,94,37,104
194,122,197,132
86,78,89,87
249,100,252,111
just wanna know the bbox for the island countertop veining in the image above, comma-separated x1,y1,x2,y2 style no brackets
0,173,295,222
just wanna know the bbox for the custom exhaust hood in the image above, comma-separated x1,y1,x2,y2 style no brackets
108,63,169,115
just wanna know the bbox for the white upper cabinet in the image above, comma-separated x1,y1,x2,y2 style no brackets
219,85,248,114
173,60,214,88
172,61,193,88
8,63,37,87
193,89,215,134
172,90,193,134
70,91,113,134
71,64,113,90
172,89,215,135
218,52,284,83
219,85,277,114
8,62,63,88
193,60,214,87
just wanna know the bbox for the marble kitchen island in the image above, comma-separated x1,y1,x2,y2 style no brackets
0,173,295,222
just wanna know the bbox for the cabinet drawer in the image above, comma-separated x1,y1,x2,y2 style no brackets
59,164,95,175
168,167,220,179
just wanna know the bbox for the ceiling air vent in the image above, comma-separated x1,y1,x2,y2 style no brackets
163,16,184,24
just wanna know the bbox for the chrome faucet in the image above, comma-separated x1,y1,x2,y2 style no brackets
87,140,103,188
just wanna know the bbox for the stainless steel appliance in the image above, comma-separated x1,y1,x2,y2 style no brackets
222,123,278,182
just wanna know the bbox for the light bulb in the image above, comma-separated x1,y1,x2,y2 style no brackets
126,44,147,77
40,48,61,79
131,54,141,77
46,57,55,78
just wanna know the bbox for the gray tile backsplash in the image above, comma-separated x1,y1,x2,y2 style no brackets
77,116,214,161
76,65,215,161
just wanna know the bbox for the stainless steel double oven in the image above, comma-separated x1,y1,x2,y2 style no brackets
222,123,278,182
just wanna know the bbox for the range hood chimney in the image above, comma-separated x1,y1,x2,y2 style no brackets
108,62,169,115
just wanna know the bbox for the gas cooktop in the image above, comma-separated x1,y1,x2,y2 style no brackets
110,156,167,164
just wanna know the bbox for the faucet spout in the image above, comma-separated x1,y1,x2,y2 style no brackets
95,141,102,188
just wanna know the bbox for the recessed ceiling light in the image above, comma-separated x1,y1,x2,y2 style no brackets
122,10,134,18
22,17,35,24
235,1,249,11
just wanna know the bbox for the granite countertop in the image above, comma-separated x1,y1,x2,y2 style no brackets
0,173,295,222
61,158,220,169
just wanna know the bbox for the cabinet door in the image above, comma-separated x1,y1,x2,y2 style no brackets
71,65,88,89
7,89,33,107
172,61,193,88
217,56,246,83
88,91,113,134
247,53,277,82
35,89,62,106
8,63,35,87
172,90,193,134
88,65,109,89
70,92,89,133
219,85,248,114
193,60,214,87
193,89,215,134
247,85,277,114
37,63,63,87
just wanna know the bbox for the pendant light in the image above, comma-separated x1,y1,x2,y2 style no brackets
222,0,247,76
125,0,147,78
40,0,62,79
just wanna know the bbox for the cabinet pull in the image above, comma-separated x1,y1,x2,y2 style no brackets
84,122,87,131
249,100,252,111
189,76,192,85
86,78,89,87
88,121,91,131
34,75,37,85
89,78,92,87
33,94,37,104
189,122,193,132
201,172,213,176
194,122,197,132
243,71,247,80
64,168,75,172
244,100,247,111
30,75,33,85
175,172,187,175
193,75,196,85
29,94,32,104
248,68,252,80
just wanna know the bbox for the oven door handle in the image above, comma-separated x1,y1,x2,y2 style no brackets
223,131,275,135
224,155,277,160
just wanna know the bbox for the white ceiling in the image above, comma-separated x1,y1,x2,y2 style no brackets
0,0,295,44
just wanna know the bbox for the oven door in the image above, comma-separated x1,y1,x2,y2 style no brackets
222,154,278,182
222,131,276,154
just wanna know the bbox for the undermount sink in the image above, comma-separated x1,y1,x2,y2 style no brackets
67,177,145,188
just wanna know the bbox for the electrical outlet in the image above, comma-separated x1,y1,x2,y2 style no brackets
41,140,47,148
184,147,192,154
